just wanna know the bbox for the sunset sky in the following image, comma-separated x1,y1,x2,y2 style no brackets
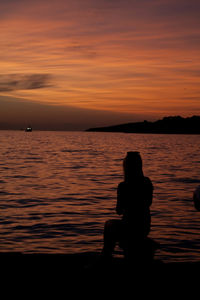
0,0,200,130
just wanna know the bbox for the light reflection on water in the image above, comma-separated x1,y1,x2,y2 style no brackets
0,130,200,262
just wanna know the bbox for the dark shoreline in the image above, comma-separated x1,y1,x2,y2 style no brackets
1,251,200,272
86,115,200,134
2,252,200,289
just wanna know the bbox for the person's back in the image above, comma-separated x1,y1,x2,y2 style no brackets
102,151,153,259
117,176,153,241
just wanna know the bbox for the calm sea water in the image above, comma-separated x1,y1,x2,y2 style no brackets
0,130,200,262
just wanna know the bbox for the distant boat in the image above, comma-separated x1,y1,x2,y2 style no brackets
25,126,32,132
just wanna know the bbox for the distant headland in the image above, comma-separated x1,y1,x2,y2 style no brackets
86,116,200,134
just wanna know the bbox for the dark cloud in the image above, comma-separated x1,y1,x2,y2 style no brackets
0,74,52,92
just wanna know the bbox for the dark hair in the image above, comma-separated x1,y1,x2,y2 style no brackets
123,151,143,181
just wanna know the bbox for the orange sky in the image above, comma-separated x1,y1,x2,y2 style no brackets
0,0,200,129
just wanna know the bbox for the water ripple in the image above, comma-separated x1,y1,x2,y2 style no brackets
1,131,200,261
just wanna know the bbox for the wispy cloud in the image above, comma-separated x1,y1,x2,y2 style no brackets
0,0,200,122
0,74,52,92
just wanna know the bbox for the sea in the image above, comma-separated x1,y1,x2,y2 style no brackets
0,130,200,263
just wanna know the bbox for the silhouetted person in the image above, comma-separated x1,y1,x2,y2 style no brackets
193,185,200,211
102,151,153,261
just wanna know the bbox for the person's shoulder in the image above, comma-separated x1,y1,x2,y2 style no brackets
118,181,125,187
144,176,151,182
117,181,126,189
144,176,153,188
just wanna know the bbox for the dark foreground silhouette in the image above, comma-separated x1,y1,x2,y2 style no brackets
101,151,159,264
193,185,200,211
1,251,200,278
1,252,199,293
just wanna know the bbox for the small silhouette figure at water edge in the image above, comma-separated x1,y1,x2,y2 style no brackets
102,151,158,265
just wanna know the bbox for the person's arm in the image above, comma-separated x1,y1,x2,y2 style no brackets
116,183,124,215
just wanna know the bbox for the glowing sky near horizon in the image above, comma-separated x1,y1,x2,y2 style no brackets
0,0,200,128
